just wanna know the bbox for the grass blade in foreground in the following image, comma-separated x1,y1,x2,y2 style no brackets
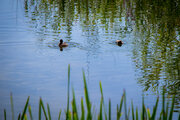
28,106,33,120
131,101,135,120
136,107,138,120
99,81,107,120
10,93,14,120
66,64,70,120
72,88,79,120
117,93,124,120
81,97,85,120
40,98,48,120
83,70,92,120
39,99,41,120
141,96,145,120
151,97,159,120
128,108,130,120
4,109,6,120
58,110,61,120
147,108,151,119
124,90,128,120
47,103,51,120
17,114,21,120
109,99,111,120
98,98,103,120
24,114,28,120
21,96,30,120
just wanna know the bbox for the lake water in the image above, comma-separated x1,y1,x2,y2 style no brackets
0,0,179,119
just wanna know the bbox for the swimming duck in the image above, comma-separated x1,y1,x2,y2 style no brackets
116,40,123,46
58,39,68,47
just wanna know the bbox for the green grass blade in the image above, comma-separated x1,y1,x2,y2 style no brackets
68,111,72,120
66,64,70,120
4,109,6,120
81,97,85,120
99,81,103,98
99,81,107,120
147,108,151,119
10,93,14,120
73,113,78,120
178,113,180,120
168,95,175,120
39,98,41,120
151,97,159,120
143,104,147,120
131,101,135,120
47,103,51,120
119,94,124,112
141,96,144,120
17,115,20,120
28,106,33,120
21,96,30,120
98,98,103,120
124,90,128,120
136,107,138,120
117,105,119,120
83,70,92,120
72,88,79,120
109,99,111,120
40,98,48,120
128,108,130,120
58,109,62,120
159,111,163,120
24,114,27,120
117,93,124,120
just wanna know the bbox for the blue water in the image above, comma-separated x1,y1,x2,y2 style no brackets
0,0,179,119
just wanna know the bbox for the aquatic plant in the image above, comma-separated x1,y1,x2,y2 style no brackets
4,65,179,120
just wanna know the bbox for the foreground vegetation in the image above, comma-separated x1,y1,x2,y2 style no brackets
4,65,180,120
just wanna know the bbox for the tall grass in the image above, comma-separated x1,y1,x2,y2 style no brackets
3,65,179,120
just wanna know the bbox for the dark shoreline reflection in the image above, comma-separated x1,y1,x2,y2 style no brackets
23,0,180,109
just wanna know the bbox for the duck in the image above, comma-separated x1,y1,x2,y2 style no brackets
116,40,123,46
58,39,68,47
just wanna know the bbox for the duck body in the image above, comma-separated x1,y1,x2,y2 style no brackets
116,40,123,46
59,39,68,47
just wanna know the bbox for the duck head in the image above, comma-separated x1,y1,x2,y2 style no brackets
60,39,63,45
116,40,123,46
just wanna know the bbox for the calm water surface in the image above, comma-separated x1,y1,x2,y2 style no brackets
0,0,179,119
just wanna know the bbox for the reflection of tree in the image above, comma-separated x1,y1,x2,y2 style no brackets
24,0,131,39
125,0,180,105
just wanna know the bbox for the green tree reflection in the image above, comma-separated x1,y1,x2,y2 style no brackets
128,0,180,106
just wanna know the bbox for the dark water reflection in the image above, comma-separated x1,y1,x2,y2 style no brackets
0,0,179,119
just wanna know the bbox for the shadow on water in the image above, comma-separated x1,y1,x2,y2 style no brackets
22,0,180,110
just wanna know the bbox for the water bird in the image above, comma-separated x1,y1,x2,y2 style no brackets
59,39,68,48
116,40,123,46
